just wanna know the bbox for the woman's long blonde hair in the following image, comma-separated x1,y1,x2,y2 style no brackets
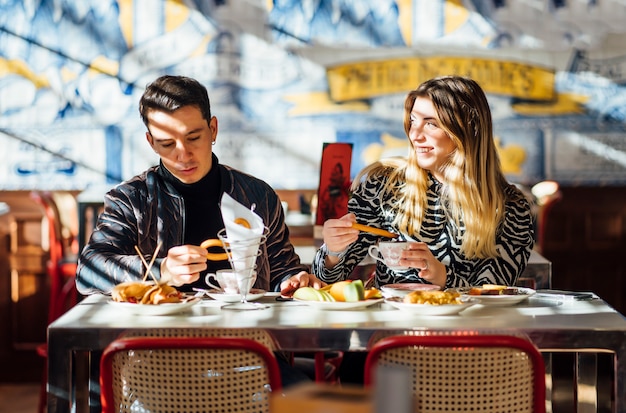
355,76,512,259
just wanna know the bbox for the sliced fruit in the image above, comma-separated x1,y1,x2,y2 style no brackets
364,288,382,300
343,279,365,302
329,280,353,302
293,287,336,302
293,287,322,301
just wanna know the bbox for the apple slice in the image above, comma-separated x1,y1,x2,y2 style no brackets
343,279,365,302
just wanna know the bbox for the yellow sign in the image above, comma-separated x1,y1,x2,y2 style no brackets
327,56,555,102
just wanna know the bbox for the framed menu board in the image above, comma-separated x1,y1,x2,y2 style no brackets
315,143,353,226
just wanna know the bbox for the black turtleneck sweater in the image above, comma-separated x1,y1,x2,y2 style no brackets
161,160,231,288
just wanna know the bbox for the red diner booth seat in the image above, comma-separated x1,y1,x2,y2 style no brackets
31,191,79,413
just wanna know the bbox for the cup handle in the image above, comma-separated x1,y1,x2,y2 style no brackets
200,238,229,261
204,273,223,291
367,245,385,264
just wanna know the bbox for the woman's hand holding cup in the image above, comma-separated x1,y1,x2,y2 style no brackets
368,241,446,287
368,241,412,270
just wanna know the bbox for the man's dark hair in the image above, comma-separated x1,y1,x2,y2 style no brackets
139,75,212,129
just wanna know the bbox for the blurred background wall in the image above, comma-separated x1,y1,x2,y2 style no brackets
1,0,625,191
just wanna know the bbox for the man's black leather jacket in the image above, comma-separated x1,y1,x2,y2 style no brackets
76,163,308,295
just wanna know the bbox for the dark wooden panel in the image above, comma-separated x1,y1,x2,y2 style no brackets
11,271,48,349
541,187,626,315
0,192,48,382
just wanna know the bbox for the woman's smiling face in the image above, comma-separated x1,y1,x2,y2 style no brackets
407,97,457,182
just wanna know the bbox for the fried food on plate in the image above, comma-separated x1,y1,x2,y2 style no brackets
403,290,461,305
140,284,182,304
111,282,153,303
112,282,182,304
468,285,519,296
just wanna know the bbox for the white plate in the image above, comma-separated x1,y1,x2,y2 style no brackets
293,298,384,310
380,283,441,298
457,287,536,306
108,297,200,315
385,297,474,315
205,288,266,303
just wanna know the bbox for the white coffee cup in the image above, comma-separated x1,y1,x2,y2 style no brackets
205,269,257,295
368,242,411,271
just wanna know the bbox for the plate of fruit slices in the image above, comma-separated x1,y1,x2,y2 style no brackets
291,280,383,310
293,297,384,310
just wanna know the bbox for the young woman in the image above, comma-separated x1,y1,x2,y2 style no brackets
312,75,534,290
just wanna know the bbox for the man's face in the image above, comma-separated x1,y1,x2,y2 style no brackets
145,106,217,184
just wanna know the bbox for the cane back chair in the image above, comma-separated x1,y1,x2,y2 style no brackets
100,335,282,413
364,334,546,413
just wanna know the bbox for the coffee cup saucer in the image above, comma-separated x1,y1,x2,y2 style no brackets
194,288,266,303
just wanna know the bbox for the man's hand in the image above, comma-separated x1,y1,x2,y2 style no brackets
160,245,206,286
280,271,327,297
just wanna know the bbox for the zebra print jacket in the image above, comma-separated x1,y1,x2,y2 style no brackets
77,162,308,295
312,172,534,289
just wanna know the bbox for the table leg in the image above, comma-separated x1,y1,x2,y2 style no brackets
88,351,103,413
614,348,625,413
576,352,598,413
544,353,554,413
73,351,91,413
47,332,72,413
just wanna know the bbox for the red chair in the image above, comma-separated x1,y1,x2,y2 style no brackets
100,336,282,413
31,191,79,321
31,191,79,413
122,326,340,384
365,334,546,413
291,350,344,384
120,327,281,350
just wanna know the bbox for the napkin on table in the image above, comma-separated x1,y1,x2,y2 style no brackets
220,193,265,271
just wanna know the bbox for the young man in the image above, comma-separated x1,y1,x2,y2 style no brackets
76,75,323,296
